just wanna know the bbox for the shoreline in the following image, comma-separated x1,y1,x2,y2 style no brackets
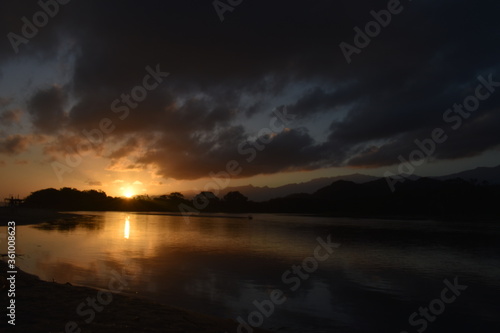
2,207,497,227
0,260,269,332
0,207,88,226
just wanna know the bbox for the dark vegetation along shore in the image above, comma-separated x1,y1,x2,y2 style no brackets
0,207,87,226
14,177,500,220
0,261,269,333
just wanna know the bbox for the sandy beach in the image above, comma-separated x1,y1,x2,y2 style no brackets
0,260,269,332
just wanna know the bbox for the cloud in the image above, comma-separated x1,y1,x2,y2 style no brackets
0,108,22,126
0,97,13,108
27,85,68,134
107,137,141,159
106,159,145,173
0,135,31,155
42,133,101,158
287,87,348,120
85,180,102,186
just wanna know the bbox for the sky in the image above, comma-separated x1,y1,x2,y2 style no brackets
1,0,499,199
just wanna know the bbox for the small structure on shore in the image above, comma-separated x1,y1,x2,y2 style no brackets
4,196,24,207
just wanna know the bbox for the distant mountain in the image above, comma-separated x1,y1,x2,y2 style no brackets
313,178,392,198
181,164,499,202
262,176,500,219
433,165,500,184
219,174,379,201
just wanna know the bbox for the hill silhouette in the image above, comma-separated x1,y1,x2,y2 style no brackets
433,165,500,184
207,173,379,201
18,175,500,220
188,165,500,202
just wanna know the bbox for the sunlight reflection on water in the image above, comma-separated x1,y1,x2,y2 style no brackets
124,215,130,239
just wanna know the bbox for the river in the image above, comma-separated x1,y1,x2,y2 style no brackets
9,212,500,332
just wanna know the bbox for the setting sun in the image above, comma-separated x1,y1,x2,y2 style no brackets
123,189,135,198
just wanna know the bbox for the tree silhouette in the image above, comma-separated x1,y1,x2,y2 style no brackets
222,191,249,212
223,191,248,204
167,192,184,201
192,192,220,212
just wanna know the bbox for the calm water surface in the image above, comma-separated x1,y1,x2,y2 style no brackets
9,212,500,332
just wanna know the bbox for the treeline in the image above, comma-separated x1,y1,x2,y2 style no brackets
22,188,251,213
21,177,500,219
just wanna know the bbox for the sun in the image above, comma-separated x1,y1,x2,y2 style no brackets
123,189,135,198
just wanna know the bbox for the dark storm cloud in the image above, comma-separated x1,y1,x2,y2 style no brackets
2,0,500,178
27,85,67,133
0,0,67,62
137,125,248,179
107,137,140,160
287,88,340,119
238,128,332,176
